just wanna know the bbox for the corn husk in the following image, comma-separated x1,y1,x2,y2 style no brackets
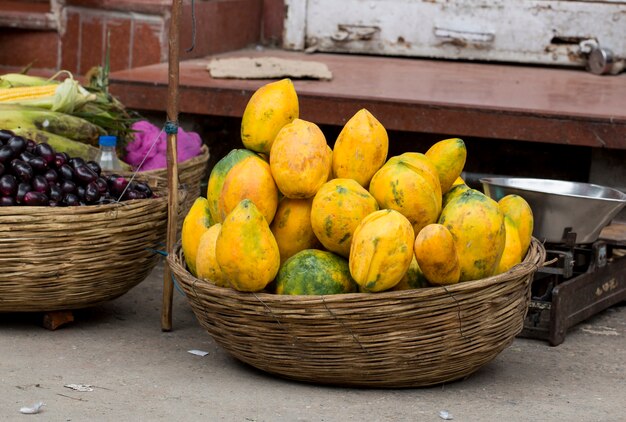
0,73,50,89
2,76,96,113
11,127,101,161
0,104,104,145
0,65,139,155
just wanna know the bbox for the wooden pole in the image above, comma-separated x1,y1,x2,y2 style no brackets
162,0,183,331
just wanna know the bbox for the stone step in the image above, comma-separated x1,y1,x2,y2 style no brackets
0,0,57,30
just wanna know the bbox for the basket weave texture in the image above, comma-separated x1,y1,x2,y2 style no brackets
134,144,209,227
0,179,170,313
168,238,545,388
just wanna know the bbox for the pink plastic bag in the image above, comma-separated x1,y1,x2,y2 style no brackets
125,120,202,171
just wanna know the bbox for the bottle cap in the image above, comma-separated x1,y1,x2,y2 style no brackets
99,135,117,147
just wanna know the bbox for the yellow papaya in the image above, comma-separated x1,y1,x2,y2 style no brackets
369,155,440,236
311,178,379,257
270,119,331,199
181,197,212,276
438,189,506,281
217,153,278,224
442,182,471,209
391,256,431,291
386,152,442,209
425,138,467,194
498,194,534,259
332,109,388,188
349,209,415,292
206,148,257,224
326,145,334,181
413,224,461,285
494,215,523,275
270,197,322,263
216,199,280,292
241,78,299,154
452,176,465,186
195,223,229,287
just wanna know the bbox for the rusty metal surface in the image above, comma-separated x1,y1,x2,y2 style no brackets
109,48,626,149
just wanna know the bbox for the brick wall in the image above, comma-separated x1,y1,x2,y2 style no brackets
61,5,166,74
0,28,60,71
62,0,263,74
0,0,59,72
0,0,265,74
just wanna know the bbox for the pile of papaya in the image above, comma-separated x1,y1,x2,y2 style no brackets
181,79,534,294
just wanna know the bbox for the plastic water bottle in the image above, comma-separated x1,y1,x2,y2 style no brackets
95,135,124,171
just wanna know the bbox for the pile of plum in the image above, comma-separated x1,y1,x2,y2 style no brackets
0,130,153,206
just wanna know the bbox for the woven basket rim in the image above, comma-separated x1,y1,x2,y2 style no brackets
134,144,209,176
0,196,165,215
169,237,546,301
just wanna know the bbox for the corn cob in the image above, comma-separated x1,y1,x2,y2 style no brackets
0,84,59,102
0,73,50,88
0,104,104,145
0,69,135,151
0,75,94,113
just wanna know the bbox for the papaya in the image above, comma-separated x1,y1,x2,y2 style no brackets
195,223,229,287
369,154,441,236
241,78,299,154
391,256,431,291
310,178,379,257
215,199,280,292
498,194,534,259
332,109,388,188
217,153,278,224
206,149,257,223
386,152,442,209
275,249,358,295
270,197,322,263
326,145,334,181
452,176,465,186
349,209,415,292
442,182,471,209
494,215,523,275
269,119,331,199
425,138,467,193
181,197,212,276
413,224,461,285
438,189,506,282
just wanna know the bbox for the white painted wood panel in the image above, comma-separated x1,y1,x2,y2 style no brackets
283,0,626,68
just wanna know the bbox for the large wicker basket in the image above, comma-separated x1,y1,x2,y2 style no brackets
0,178,172,313
168,238,545,388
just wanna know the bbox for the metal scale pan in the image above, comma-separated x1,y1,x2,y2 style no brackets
481,177,626,346
480,178,626,244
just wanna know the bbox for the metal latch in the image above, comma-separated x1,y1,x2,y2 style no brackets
434,26,495,47
579,39,625,75
591,242,608,270
331,25,380,42
540,250,575,279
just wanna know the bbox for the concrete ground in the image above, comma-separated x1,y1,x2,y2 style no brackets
1,260,624,422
